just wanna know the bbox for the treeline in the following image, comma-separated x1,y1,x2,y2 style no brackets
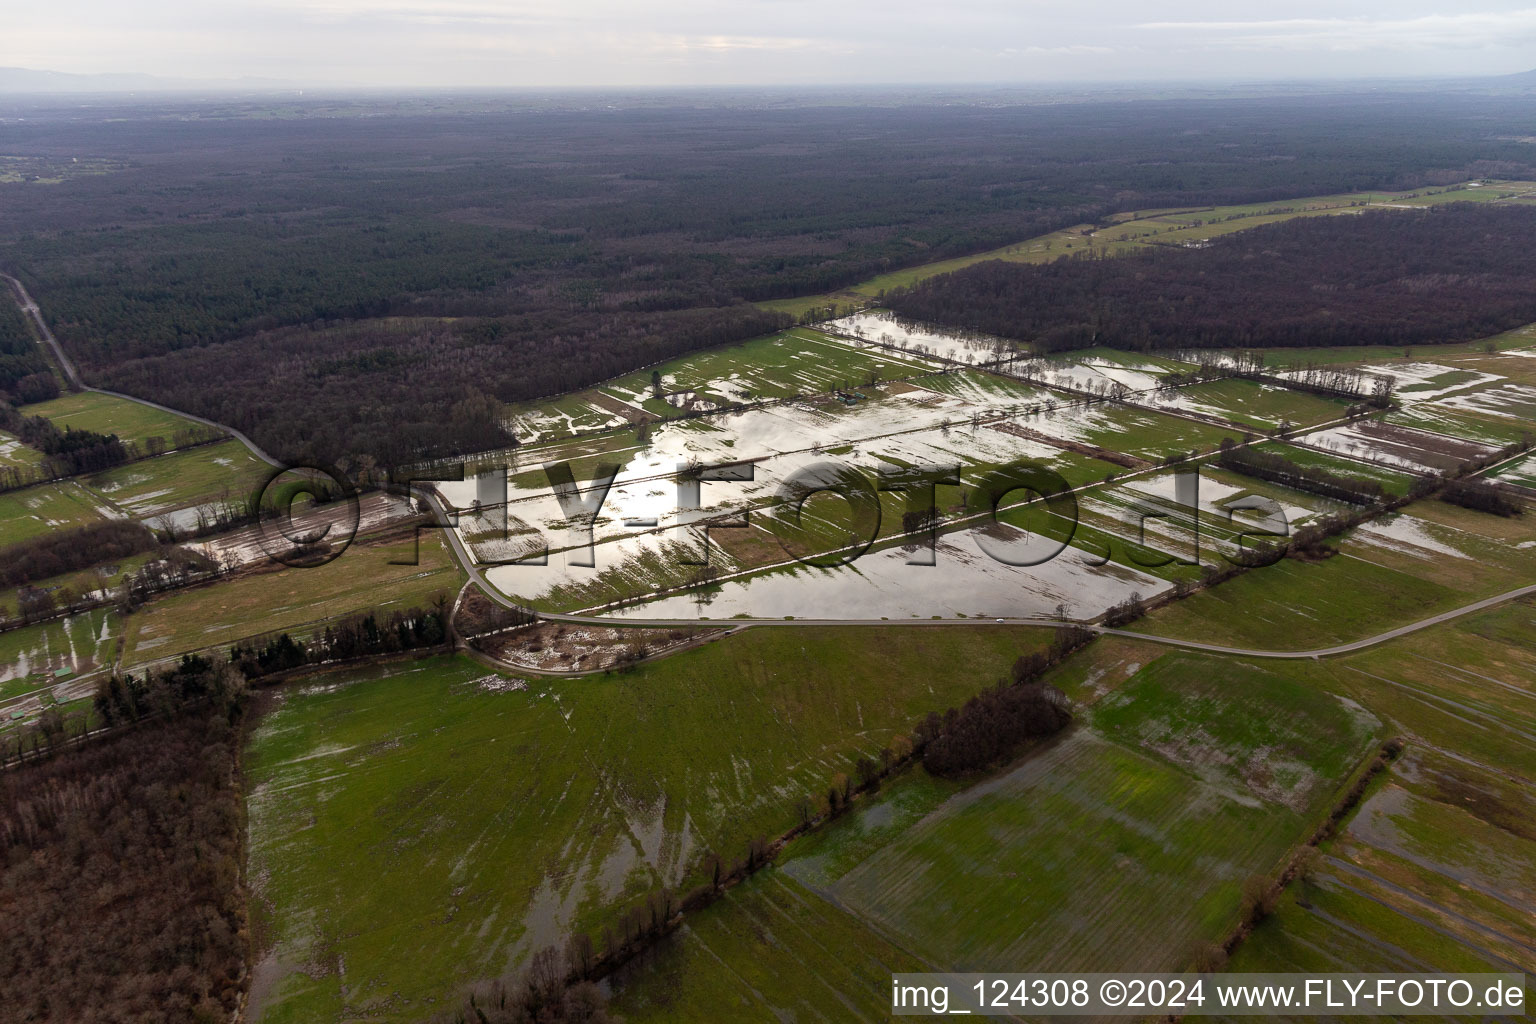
451,949,616,1024
0,689,247,1022
101,305,788,465
0,399,127,476
885,205,1536,353
0,520,158,590
5,544,221,628
1441,478,1524,517
1280,364,1395,406
0,396,230,492
229,601,451,679
10,96,1536,463
1216,441,1386,505
89,654,245,731
915,626,1089,776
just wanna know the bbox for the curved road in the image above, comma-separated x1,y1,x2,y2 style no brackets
8,271,1535,673
2,273,281,468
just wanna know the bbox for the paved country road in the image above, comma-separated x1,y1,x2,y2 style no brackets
2,273,281,468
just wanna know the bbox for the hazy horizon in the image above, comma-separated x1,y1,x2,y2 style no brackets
4,1,1536,90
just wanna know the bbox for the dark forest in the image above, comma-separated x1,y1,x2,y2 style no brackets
885,204,1536,353
4,94,1536,463
0,706,248,1024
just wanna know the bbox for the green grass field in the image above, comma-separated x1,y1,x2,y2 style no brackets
506,328,934,442
594,328,932,409
1387,401,1534,448
19,390,208,448
822,655,1375,971
826,731,1297,969
80,439,270,517
611,869,932,1023
0,480,114,545
1130,495,1536,651
1490,451,1536,488
0,431,44,472
244,625,1062,1022
611,604,1536,1018
1133,552,1459,651
120,533,462,668
1252,441,1420,495
610,648,1379,1017
1317,598,1536,781
1065,404,1244,461
1228,608,1536,980
1173,377,1349,431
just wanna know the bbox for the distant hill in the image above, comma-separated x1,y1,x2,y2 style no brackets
0,66,291,94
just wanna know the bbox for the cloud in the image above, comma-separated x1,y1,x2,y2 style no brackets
1136,8,1536,52
1002,45,1116,56
6,0,1536,87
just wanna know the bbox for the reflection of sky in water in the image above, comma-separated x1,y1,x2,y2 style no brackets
449,387,1078,599
609,523,1170,621
829,311,1014,364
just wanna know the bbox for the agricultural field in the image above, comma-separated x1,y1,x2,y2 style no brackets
1223,593,1536,982
1131,494,1536,651
442,316,1336,618
612,576,1536,1015
0,429,43,472
1230,753,1536,977
1319,597,1536,781
1154,376,1350,431
1371,359,1536,447
820,656,1374,970
462,305,1456,621
118,531,462,669
611,870,931,1023
1297,418,1497,475
243,626,1061,1022
0,607,119,697
18,390,210,449
1488,451,1536,488
1251,440,1421,495
609,648,1381,1016
0,478,116,545
80,438,270,525
504,327,932,443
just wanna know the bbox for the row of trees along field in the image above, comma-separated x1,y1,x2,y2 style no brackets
884,205,1536,353
8,96,1536,463
228,601,452,679
0,520,158,589
1215,440,1387,504
915,626,1088,776
4,544,221,629
0,399,129,480
0,397,227,493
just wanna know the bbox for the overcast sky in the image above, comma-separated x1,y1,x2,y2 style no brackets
5,0,1536,88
